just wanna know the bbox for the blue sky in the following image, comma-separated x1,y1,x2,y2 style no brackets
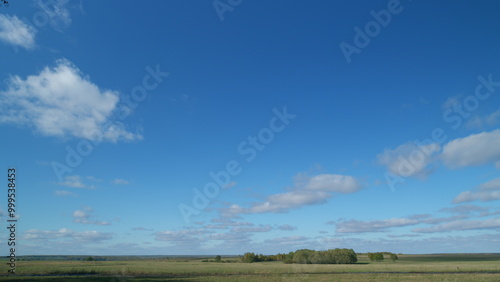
0,0,500,255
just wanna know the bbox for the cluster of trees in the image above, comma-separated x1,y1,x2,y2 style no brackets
240,249,357,264
283,249,357,264
240,252,286,263
367,252,398,262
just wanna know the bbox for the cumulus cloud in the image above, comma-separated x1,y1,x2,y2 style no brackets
0,59,142,142
378,141,440,178
221,173,361,216
0,14,36,49
453,178,500,203
441,129,500,168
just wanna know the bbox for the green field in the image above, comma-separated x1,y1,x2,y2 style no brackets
1,254,500,281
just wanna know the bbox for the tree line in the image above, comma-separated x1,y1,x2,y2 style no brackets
239,248,357,264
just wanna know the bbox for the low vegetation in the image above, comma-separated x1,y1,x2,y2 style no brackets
0,253,499,281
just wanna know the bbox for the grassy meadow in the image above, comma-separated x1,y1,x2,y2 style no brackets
0,254,499,281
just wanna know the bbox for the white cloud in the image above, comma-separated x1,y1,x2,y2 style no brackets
335,215,466,233
204,224,228,230
0,14,36,50
24,228,113,243
465,110,500,129
0,59,142,142
231,225,272,233
155,229,210,248
413,217,500,233
453,178,500,203
112,178,129,185
277,224,297,231
58,175,95,189
249,190,330,214
304,174,361,193
54,190,78,197
336,218,419,233
221,173,361,216
439,204,489,214
441,129,500,168
72,206,111,226
378,141,440,178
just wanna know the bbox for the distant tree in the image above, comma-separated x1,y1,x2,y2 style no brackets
367,253,375,261
241,252,257,263
215,255,222,262
390,253,398,262
85,256,94,261
368,252,384,262
374,253,384,262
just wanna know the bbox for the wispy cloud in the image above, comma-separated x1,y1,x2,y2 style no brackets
0,14,36,50
336,218,419,233
453,178,500,203
112,178,129,185
277,224,297,231
413,217,500,233
72,206,111,226
36,0,72,31
24,228,113,243
378,141,440,178
58,175,95,189
221,173,361,216
465,110,500,129
132,227,153,231
439,204,489,214
0,59,142,142
54,190,78,197
335,214,467,233
231,224,272,233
